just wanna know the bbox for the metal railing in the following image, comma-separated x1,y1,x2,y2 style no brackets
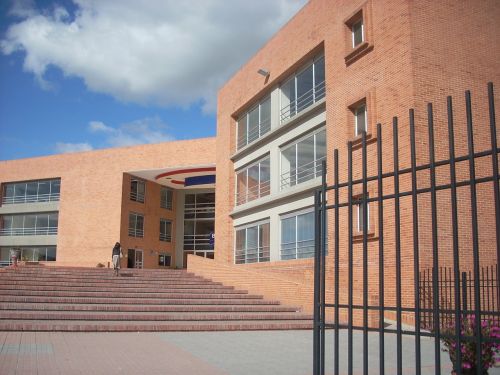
280,157,326,189
0,227,58,236
160,198,172,210
128,228,144,237
2,193,60,205
235,181,270,206
237,117,271,150
235,246,270,264
184,202,215,217
159,233,172,242
130,192,145,203
183,234,213,249
280,80,325,123
280,239,315,260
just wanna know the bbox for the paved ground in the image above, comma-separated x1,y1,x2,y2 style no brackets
1,329,499,375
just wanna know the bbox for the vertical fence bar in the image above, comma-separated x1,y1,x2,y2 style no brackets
409,108,422,374
314,189,321,375
334,149,340,375
428,102,441,374
462,272,468,315
465,90,483,374
362,130,369,375
393,117,403,374
487,82,500,306
447,95,462,372
377,123,385,375
321,160,327,375
348,141,354,375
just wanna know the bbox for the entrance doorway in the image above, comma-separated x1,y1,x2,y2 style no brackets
127,249,143,269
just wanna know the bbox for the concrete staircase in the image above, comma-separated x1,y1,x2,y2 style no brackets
0,266,312,332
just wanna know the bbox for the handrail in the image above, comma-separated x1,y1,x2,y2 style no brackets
280,156,326,188
2,193,60,205
235,245,271,263
128,228,144,237
130,192,145,203
280,80,325,122
0,227,58,236
235,181,270,206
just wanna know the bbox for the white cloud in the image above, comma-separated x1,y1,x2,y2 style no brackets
55,142,93,153
1,0,307,113
88,117,175,147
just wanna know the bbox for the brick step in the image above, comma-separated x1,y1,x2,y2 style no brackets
1,268,190,276
0,276,220,286
0,285,240,294
0,302,298,313
0,295,279,305
0,273,209,282
0,311,312,321
0,289,257,299
0,319,314,332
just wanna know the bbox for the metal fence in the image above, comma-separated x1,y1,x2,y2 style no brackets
314,83,500,374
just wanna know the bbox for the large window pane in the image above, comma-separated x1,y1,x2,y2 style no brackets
260,97,271,135
297,135,315,184
281,217,296,260
314,56,325,101
234,222,270,264
4,185,14,199
247,106,260,144
281,146,296,188
26,182,37,197
260,158,270,197
247,164,259,202
296,64,314,112
236,157,270,205
15,183,26,198
237,115,247,149
297,212,315,258
236,171,247,205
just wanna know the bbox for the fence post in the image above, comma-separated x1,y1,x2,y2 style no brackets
461,271,467,316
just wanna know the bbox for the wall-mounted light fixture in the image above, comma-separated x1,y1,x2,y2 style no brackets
257,68,270,77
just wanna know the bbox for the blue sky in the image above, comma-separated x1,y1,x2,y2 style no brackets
0,0,306,161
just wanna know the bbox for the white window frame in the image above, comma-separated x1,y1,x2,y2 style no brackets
354,103,367,136
280,207,315,261
279,55,325,123
280,127,326,190
234,219,270,264
235,155,271,205
130,179,146,203
159,218,172,242
236,96,271,150
160,187,173,210
128,212,144,238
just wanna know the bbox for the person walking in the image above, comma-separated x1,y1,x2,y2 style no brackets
112,242,122,276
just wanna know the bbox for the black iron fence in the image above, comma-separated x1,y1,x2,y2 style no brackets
314,82,500,375
420,265,499,331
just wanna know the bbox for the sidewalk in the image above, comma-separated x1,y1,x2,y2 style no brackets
0,329,498,375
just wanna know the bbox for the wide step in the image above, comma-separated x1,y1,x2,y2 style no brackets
0,266,311,332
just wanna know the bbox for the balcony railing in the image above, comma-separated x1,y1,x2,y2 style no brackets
159,233,172,242
235,246,270,264
183,234,213,250
184,203,215,218
2,193,60,205
280,80,326,123
160,198,173,210
235,181,270,206
0,227,58,236
128,228,144,237
130,192,145,203
280,156,326,189
280,239,315,260
237,117,271,150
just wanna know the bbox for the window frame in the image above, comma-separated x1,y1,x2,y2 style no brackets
351,18,364,48
280,208,315,261
130,179,146,203
1,178,61,205
235,155,271,205
158,253,171,267
354,103,367,136
234,219,270,264
159,218,172,242
280,127,326,190
236,96,271,150
279,55,326,123
128,212,144,238
160,187,173,210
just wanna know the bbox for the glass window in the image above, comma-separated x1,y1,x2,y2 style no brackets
280,210,315,260
237,96,272,150
235,157,271,205
159,253,171,267
130,179,145,203
0,213,58,236
159,219,172,242
128,212,144,237
280,56,325,122
352,19,364,47
281,129,326,189
160,187,173,210
1,179,61,204
355,103,367,136
356,196,370,232
235,221,270,264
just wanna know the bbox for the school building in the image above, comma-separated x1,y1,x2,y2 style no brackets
1,0,499,315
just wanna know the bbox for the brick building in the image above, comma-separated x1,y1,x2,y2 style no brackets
0,0,499,319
